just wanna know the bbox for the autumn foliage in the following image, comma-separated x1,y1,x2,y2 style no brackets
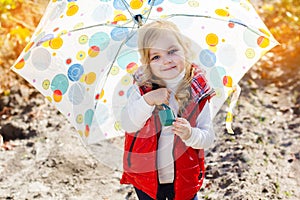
0,0,299,93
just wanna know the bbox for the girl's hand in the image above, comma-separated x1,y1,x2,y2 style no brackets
143,88,171,106
172,118,192,141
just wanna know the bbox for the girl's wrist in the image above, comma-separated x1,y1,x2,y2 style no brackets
143,94,154,106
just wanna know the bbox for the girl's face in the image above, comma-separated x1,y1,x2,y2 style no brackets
148,33,185,80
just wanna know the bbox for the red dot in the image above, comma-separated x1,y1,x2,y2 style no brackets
95,93,100,100
66,58,72,64
85,125,90,132
53,89,62,96
157,7,163,12
91,46,100,52
228,22,234,28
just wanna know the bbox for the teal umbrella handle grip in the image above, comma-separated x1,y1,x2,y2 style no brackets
159,104,176,126
161,103,171,110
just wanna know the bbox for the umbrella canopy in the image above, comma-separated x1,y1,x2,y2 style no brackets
12,0,278,145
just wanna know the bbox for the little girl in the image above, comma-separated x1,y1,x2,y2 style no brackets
120,20,215,200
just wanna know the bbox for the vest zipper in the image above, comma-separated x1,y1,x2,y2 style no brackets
127,131,139,167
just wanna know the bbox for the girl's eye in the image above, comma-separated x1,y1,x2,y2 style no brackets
168,49,178,54
151,55,160,61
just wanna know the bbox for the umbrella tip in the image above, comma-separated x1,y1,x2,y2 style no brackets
134,14,143,27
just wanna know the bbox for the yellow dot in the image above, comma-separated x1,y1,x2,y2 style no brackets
257,36,270,48
206,33,219,47
188,0,199,7
49,37,63,49
85,72,96,85
84,130,89,137
42,41,50,47
58,30,68,37
110,66,119,75
78,35,88,44
208,46,217,53
99,89,105,99
76,50,86,60
14,59,25,69
121,76,131,86
215,9,229,17
259,28,271,37
74,22,84,30
46,96,52,102
245,48,255,59
160,15,168,19
130,0,143,9
76,114,83,124
114,121,122,131
80,74,86,82
114,14,127,22
42,79,50,90
78,130,83,137
88,46,100,57
66,5,79,16
24,42,34,53
223,76,233,87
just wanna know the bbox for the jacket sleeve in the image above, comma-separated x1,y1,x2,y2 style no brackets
183,101,215,149
120,85,155,132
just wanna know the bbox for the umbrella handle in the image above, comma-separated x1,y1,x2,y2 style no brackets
161,103,171,110
159,104,176,126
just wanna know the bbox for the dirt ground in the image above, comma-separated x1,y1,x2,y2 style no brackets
1,1,300,200
0,64,300,200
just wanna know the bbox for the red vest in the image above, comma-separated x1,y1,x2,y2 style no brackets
120,66,214,200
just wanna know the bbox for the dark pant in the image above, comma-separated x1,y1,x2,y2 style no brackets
134,183,198,200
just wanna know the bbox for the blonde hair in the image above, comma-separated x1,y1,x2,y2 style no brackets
137,20,195,115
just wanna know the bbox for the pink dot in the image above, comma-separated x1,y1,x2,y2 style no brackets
33,79,36,83
119,90,124,96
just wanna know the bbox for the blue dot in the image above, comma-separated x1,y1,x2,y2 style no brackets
89,32,110,51
51,74,69,94
68,64,84,81
111,27,129,41
199,50,216,67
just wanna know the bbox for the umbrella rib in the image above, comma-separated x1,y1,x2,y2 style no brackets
69,23,135,33
142,0,156,25
120,0,135,19
161,14,273,39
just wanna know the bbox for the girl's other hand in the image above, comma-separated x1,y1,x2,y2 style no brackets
143,88,170,106
172,118,192,141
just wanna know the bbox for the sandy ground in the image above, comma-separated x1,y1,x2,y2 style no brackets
0,70,300,200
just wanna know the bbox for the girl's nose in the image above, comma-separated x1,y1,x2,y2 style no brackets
163,55,172,64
